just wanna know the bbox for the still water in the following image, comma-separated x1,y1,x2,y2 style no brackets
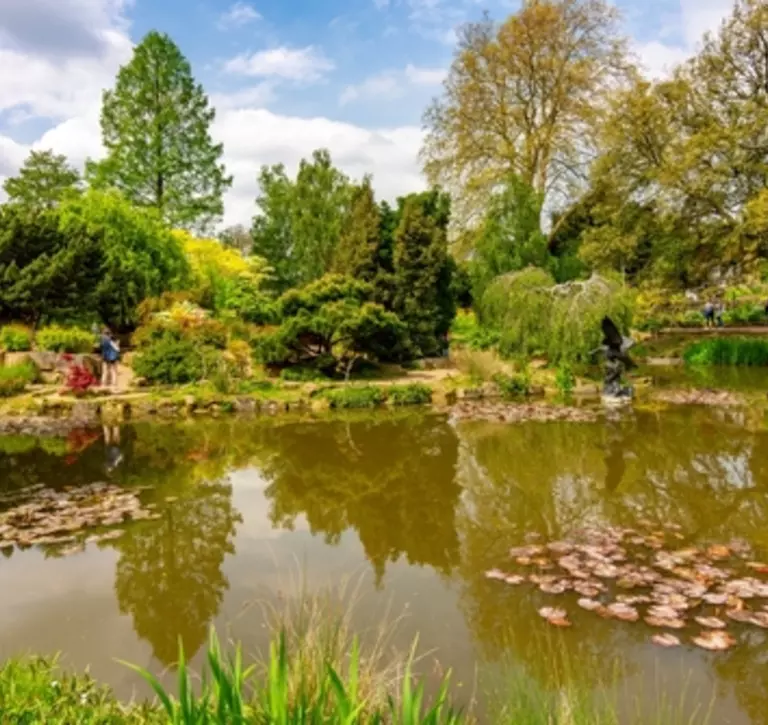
1,406,768,723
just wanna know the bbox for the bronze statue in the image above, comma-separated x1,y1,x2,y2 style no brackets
598,316,635,399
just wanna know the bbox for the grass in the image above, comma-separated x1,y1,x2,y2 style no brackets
0,575,715,725
323,386,387,409
683,337,768,366
0,362,38,398
387,384,433,406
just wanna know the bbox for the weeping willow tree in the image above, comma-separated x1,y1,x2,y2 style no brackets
479,267,633,363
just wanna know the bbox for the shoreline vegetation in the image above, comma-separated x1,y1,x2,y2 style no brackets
0,578,713,725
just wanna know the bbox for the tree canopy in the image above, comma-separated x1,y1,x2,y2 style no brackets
3,150,81,209
87,31,231,233
422,0,628,228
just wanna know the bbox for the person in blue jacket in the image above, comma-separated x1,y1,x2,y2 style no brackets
100,327,120,390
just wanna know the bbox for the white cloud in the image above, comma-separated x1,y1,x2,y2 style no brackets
211,83,276,111
217,2,261,30
340,63,445,106
404,64,446,85
634,0,732,79
224,46,334,82
213,109,425,226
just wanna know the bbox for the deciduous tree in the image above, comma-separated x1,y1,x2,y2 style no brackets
422,0,628,230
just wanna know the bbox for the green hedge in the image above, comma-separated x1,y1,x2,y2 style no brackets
388,383,433,406
36,325,95,353
324,386,387,409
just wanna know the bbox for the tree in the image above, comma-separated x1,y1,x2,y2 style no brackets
257,275,408,375
469,175,551,304
3,150,80,209
0,205,100,324
332,177,381,281
58,190,190,329
251,150,354,291
87,31,231,232
175,230,272,320
422,0,628,230
392,194,456,357
219,224,253,255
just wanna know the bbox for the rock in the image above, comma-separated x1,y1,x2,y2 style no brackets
71,401,99,423
234,397,257,414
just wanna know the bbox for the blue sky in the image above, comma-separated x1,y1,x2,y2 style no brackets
0,0,735,225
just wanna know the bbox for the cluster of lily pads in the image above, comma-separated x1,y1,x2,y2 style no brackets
485,522,768,651
450,402,598,425
0,482,161,555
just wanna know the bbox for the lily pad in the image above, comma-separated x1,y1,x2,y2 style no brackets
652,634,681,648
692,631,736,651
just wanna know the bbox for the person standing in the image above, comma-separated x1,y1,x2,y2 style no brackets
100,328,120,391
703,300,715,328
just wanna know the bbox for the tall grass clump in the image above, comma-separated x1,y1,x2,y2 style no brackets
388,383,433,406
324,386,386,409
683,337,768,366
478,269,633,364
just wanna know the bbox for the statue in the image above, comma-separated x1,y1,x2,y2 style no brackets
598,316,635,400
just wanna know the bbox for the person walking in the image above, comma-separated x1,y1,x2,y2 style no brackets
99,327,120,391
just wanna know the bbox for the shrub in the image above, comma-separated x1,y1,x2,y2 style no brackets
555,362,576,397
64,363,98,396
683,337,768,366
388,383,433,406
280,366,327,382
724,302,765,325
492,370,531,398
0,325,32,352
480,269,634,364
0,362,37,397
36,325,95,353
324,386,386,409
133,335,219,384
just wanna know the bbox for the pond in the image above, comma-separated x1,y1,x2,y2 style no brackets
1,405,768,723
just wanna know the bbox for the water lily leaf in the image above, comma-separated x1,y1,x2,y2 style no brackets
695,617,726,629
652,634,681,647
692,631,736,651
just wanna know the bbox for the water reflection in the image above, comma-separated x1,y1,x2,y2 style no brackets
1,407,768,722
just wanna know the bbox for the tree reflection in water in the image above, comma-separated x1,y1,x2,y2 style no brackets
454,406,768,721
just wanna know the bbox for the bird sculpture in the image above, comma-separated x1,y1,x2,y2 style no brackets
598,316,635,399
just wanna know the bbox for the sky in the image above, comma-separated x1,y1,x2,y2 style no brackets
0,0,737,228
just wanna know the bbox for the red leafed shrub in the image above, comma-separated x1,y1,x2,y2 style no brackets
65,363,98,396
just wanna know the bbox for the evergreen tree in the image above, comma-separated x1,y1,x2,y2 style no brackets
392,196,455,357
3,150,80,209
88,31,231,232
0,206,100,324
333,177,381,280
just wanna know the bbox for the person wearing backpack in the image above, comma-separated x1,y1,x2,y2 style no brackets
100,328,120,391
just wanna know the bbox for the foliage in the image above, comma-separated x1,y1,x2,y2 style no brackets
0,656,158,724
0,325,32,352
36,325,95,353
0,362,37,397
492,369,531,398
480,268,633,363
388,383,433,406
87,31,231,232
683,338,768,367
555,362,576,397
724,302,765,326
257,275,408,374
64,363,99,395
470,176,552,303
175,230,273,321
323,385,387,409
58,190,189,329
392,193,456,357
332,177,381,281
252,149,354,291
218,224,252,255
0,205,101,325
2,150,81,209
450,310,500,350
422,0,628,229
279,366,327,382
133,334,219,384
